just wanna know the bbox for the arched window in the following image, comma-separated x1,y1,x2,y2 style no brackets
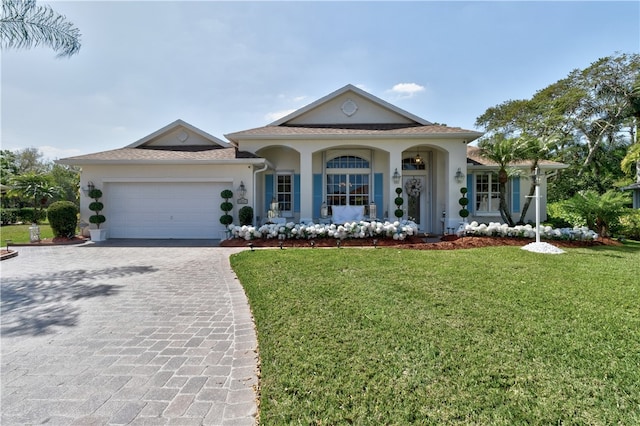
326,155,370,169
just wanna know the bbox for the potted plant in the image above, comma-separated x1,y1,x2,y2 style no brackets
88,187,107,241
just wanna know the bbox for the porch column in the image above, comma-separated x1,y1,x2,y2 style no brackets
389,150,403,219
299,148,313,219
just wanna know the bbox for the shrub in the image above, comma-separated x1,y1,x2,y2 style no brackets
239,206,254,226
562,190,630,236
546,202,580,228
618,209,640,240
0,208,19,225
47,201,78,238
220,214,233,225
17,207,46,223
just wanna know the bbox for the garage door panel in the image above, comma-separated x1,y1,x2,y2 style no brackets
106,182,226,239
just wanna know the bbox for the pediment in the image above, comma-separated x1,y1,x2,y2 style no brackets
126,119,229,149
271,84,430,127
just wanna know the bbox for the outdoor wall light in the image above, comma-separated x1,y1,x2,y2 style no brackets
392,168,401,184
82,181,95,196
238,181,247,198
454,168,465,184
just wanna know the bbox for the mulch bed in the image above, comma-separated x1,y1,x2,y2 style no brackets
219,235,620,250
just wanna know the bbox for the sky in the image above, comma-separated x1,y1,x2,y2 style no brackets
2,1,639,161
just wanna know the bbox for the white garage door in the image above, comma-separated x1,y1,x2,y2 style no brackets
106,182,226,239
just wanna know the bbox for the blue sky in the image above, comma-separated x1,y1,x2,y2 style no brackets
2,1,639,160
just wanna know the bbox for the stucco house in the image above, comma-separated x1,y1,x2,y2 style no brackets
59,84,562,239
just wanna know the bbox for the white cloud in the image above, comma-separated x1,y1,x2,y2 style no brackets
264,109,297,123
388,83,425,98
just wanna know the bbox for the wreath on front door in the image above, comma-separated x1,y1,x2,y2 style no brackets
405,178,422,197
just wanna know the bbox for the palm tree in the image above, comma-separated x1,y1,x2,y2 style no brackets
478,134,528,226
517,134,559,223
0,0,81,57
8,172,60,223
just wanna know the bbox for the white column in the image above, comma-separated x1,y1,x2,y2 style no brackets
299,148,313,219
389,150,402,220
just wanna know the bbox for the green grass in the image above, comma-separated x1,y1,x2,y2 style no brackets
1,222,54,245
231,242,640,425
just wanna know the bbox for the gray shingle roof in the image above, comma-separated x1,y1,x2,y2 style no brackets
466,146,567,168
58,146,261,164
226,123,483,140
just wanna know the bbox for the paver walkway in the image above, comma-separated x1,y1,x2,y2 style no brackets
1,242,258,425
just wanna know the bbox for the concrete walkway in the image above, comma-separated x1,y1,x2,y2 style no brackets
1,242,258,425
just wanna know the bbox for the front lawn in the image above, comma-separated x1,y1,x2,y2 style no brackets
231,243,640,425
1,222,54,245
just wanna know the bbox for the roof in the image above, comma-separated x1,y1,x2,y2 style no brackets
621,182,640,191
227,123,482,141
57,146,262,165
466,146,567,169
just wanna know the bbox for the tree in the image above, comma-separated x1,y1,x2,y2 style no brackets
8,172,60,223
14,147,49,173
1,149,18,186
0,0,81,57
478,134,528,226
50,163,80,204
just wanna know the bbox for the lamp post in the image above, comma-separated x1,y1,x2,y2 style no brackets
533,167,541,243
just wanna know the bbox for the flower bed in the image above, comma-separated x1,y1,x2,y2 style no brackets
461,221,598,241
227,220,418,241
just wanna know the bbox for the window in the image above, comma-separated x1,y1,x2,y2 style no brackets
327,155,369,169
325,155,370,207
402,157,426,171
475,172,500,213
326,174,370,206
276,174,293,216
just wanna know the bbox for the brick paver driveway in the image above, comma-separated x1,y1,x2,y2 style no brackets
1,242,258,425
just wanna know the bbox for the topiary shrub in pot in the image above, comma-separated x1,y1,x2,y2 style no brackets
88,187,107,241
394,187,404,219
47,201,78,239
458,187,469,220
239,206,254,226
220,189,234,226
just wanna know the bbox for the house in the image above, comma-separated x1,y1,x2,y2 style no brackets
621,182,640,208
465,146,567,225
58,84,561,239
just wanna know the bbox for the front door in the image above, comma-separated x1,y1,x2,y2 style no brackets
403,175,430,233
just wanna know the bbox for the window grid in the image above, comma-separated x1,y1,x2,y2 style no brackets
326,174,369,206
326,155,370,169
276,174,292,213
475,172,500,212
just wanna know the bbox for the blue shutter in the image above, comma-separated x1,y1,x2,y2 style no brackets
374,173,383,212
265,174,274,213
294,174,300,213
512,176,520,213
313,174,323,218
466,173,474,213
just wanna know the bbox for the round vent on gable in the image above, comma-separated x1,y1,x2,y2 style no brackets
177,130,189,143
341,99,358,117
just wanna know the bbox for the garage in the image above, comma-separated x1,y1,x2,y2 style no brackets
106,182,227,239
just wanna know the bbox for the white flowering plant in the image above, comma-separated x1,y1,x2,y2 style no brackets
460,221,598,241
227,220,418,241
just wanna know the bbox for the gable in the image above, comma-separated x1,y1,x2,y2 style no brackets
272,84,430,127
126,119,229,149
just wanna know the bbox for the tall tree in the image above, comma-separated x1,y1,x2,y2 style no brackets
0,0,81,57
